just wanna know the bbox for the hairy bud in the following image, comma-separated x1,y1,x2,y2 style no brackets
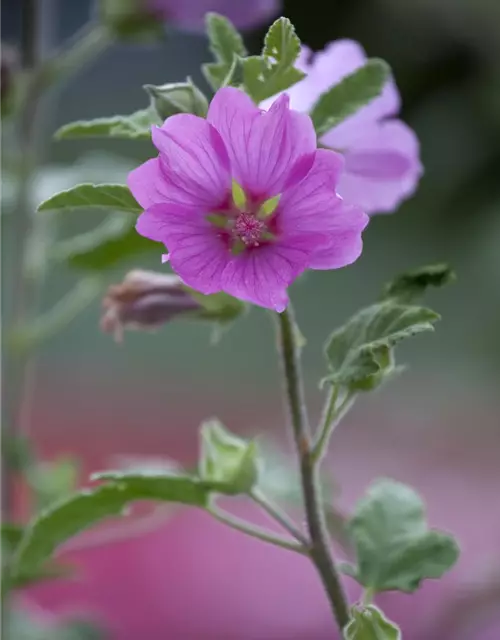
101,270,200,341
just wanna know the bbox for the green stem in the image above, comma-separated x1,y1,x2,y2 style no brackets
276,306,350,632
312,387,355,463
250,488,309,546
207,504,307,555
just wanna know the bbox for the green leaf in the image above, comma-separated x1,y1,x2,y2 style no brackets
311,59,390,136
38,184,141,214
13,473,209,576
145,79,208,120
242,17,305,102
205,12,246,65
343,479,460,593
2,522,24,556
2,523,73,590
324,301,440,391
344,605,401,640
52,213,159,270
199,419,259,495
382,263,456,303
55,108,160,141
203,13,246,91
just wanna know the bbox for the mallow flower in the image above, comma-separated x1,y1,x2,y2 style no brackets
261,40,423,214
129,87,368,312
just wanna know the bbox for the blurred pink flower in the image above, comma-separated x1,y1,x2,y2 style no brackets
129,87,368,311
262,40,423,214
147,0,280,31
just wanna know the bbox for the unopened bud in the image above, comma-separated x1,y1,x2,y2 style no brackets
144,80,208,120
101,270,201,341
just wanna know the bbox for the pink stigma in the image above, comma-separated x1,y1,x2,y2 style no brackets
234,212,265,247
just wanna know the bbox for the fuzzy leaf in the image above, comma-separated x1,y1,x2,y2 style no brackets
55,108,160,141
206,12,246,65
324,301,439,390
145,80,208,120
344,605,401,640
13,473,209,576
38,184,141,214
382,263,456,303
203,13,246,90
344,479,459,593
311,59,390,136
199,419,259,495
242,17,305,102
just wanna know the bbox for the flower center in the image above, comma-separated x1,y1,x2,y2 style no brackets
233,212,266,247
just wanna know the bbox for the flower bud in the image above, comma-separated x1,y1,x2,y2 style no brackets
101,270,201,341
144,80,208,120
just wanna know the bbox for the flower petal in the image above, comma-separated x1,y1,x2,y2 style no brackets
208,87,316,198
278,149,344,237
151,114,231,210
127,158,168,210
335,120,423,214
309,203,369,270
136,204,229,295
220,243,310,312
262,40,400,124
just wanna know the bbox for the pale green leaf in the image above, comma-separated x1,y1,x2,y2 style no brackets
382,263,456,303
145,79,208,120
13,473,209,575
55,108,160,141
344,605,401,640
38,184,141,214
205,12,246,65
324,301,440,391
203,13,246,91
311,59,390,136
344,479,460,592
242,17,305,102
199,419,259,495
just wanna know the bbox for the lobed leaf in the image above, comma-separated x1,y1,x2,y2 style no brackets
203,13,246,91
311,59,390,136
382,263,456,303
242,17,305,102
343,479,460,593
324,301,439,391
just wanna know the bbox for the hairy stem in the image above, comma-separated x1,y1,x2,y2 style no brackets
207,504,307,555
276,306,350,631
312,387,355,463
250,488,309,546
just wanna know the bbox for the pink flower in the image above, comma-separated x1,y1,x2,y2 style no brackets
129,87,368,311
261,40,423,214
147,0,280,31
